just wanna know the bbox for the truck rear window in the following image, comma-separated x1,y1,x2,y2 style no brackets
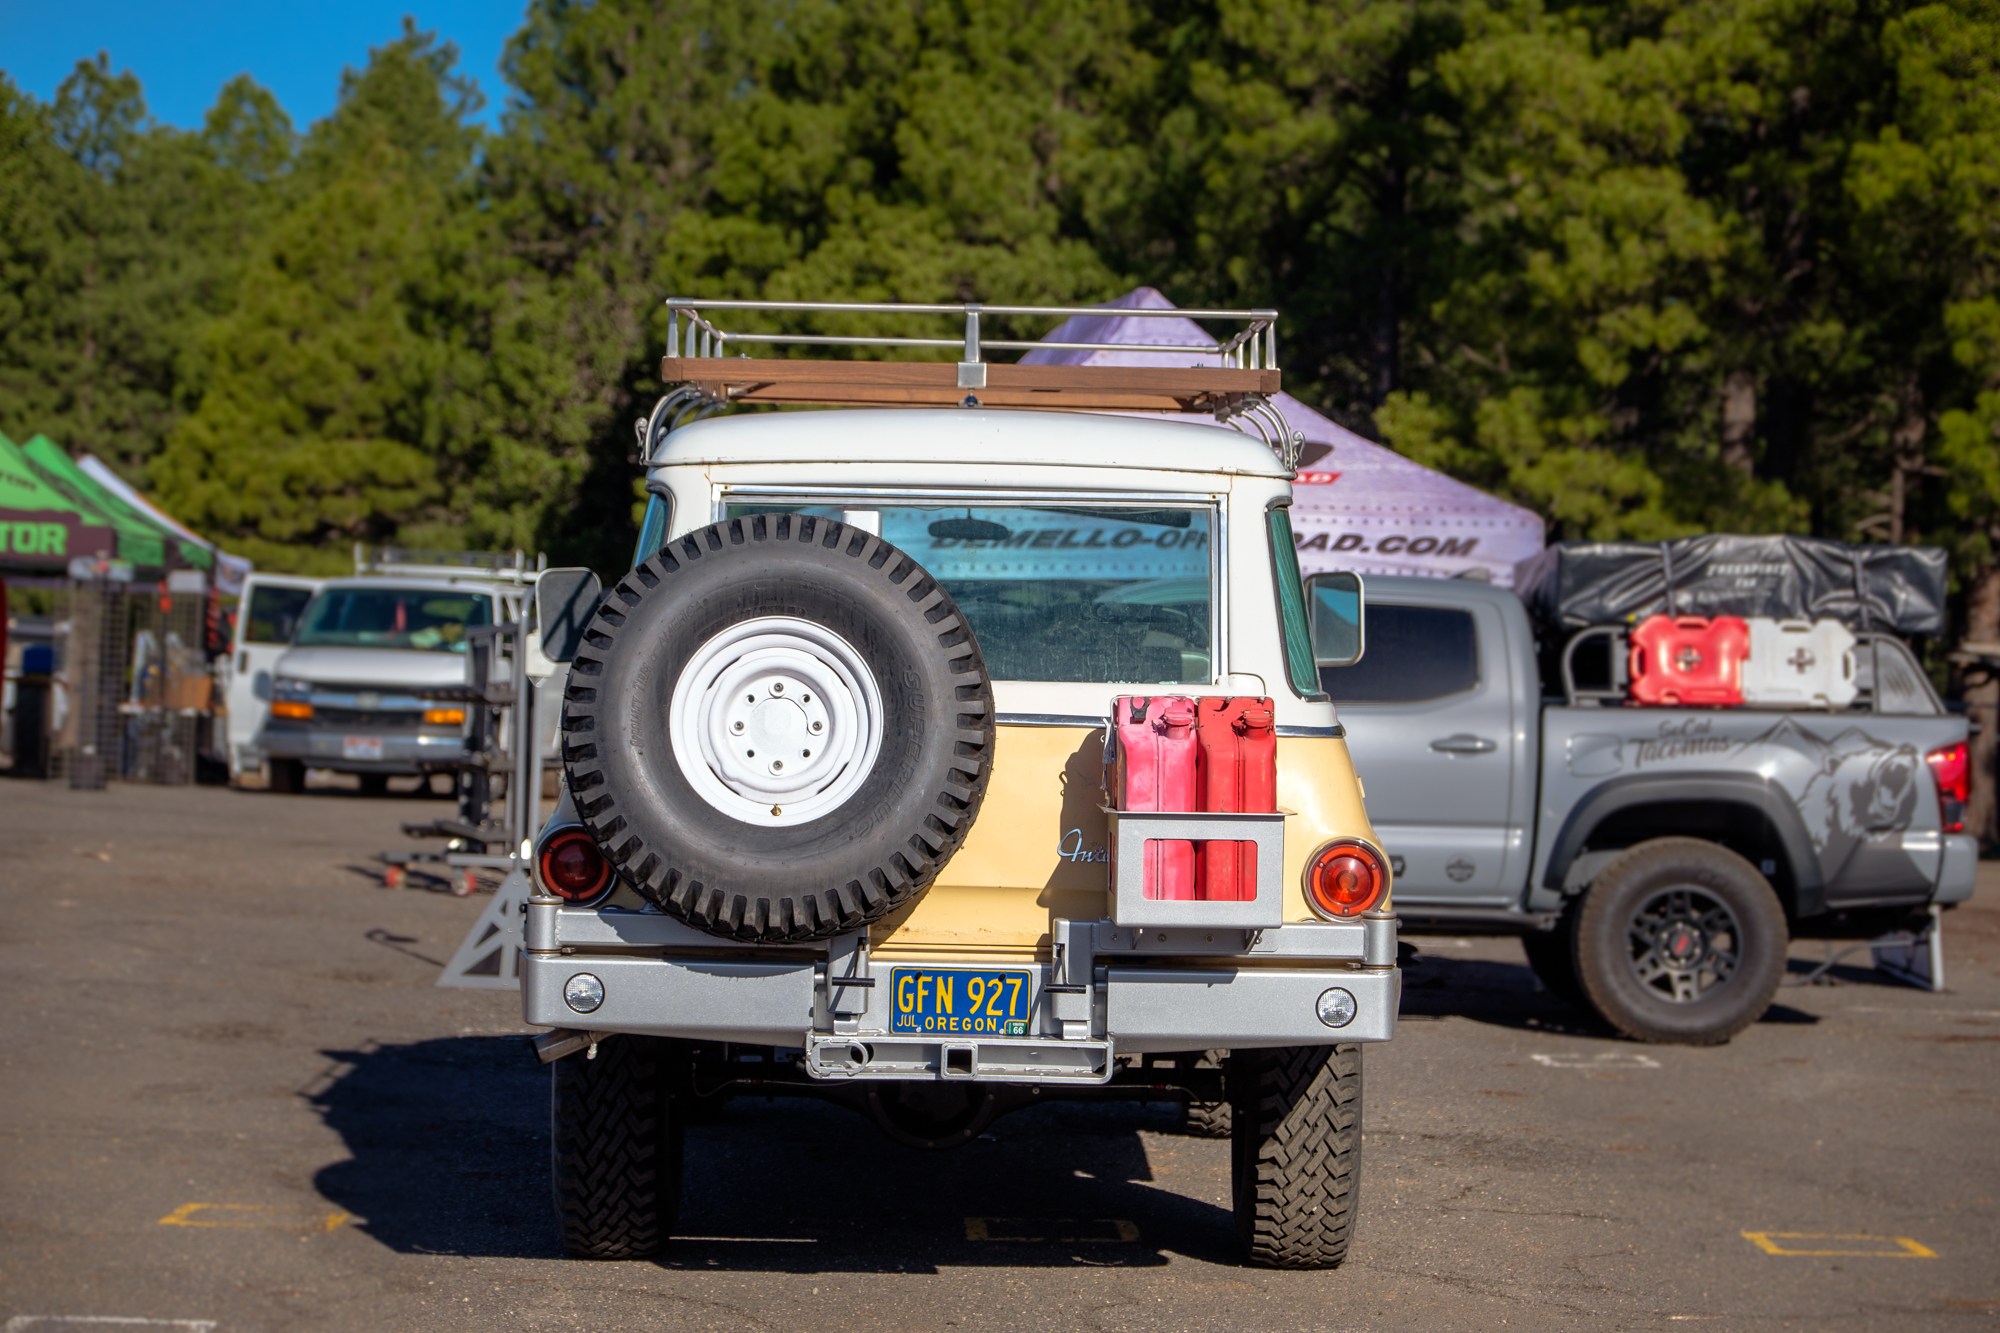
725,503,1214,684
1321,603,1479,702
294,588,494,653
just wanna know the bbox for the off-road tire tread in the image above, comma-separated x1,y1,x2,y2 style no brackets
1573,836,1787,1046
1232,1044,1361,1270
1179,1049,1231,1137
560,514,995,943
551,1036,683,1260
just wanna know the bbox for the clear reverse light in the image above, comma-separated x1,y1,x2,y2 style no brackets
563,973,604,1014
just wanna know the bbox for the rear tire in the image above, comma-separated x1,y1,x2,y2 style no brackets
551,1036,685,1259
1178,1049,1231,1138
1573,837,1787,1045
268,758,305,794
1230,1044,1362,1269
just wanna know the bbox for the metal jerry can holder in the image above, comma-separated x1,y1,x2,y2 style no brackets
1102,806,1289,929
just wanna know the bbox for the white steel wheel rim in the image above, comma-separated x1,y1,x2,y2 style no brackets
670,615,885,827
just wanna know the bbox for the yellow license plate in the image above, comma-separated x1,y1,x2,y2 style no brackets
889,968,1031,1036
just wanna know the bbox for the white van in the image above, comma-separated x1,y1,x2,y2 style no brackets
261,550,547,795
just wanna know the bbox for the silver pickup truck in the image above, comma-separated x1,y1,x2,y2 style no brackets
1324,575,1975,1044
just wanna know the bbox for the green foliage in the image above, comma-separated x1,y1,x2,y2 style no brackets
1,0,1996,584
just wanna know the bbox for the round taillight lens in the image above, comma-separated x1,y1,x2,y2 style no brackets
1304,839,1388,919
538,830,613,902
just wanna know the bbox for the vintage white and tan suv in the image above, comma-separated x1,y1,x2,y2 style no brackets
522,299,1398,1269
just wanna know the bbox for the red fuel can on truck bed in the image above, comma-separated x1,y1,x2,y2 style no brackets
1628,615,1750,706
1111,696,1198,900
1194,696,1277,901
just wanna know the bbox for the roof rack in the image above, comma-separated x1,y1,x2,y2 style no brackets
354,545,546,584
662,296,1278,405
650,297,1301,467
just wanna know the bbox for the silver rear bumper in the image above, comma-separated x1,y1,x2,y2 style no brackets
521,900,1398,1084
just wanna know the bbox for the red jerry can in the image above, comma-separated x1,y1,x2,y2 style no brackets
1628,615,1750,706
1194,697,1277,901
1111,695,1198,900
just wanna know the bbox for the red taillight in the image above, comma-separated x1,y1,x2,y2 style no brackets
1304,839,1389,919
1926,742,1969,834
538,830,613,902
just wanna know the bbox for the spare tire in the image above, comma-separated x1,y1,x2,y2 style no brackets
561,512,995,942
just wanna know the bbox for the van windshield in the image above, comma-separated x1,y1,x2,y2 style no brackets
724,503,1214,684
294,588,493,653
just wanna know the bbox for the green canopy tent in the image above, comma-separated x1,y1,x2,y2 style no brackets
10,434,200,575
0,434,115,571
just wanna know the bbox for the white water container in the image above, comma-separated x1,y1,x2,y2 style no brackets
1743,618,1857,708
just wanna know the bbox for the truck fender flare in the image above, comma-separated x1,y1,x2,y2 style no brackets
1542,773,1824,914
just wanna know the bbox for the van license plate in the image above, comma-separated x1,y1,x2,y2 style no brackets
342,736,384,761
890,969,1031,1036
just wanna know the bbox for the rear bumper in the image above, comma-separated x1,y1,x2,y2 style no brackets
1936,833,1979,905
520,901,1398,1083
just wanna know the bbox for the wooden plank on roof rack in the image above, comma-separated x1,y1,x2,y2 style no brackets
659,357,1278,412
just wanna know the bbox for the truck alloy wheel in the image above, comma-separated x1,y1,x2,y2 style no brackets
561,513,996,942
1573,837,1787,1045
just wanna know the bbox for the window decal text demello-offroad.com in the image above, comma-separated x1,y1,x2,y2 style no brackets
1294,532,1479,557
929,527,1207,551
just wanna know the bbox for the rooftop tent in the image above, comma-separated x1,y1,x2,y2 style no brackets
19,435,201,575
1022,289,1546,586
78,454,249,596
0,433,115,570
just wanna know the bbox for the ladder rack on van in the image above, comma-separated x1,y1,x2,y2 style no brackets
353,545,547,584
660,297,1278,411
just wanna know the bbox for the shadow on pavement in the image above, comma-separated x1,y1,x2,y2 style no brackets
1398,944,1822,1032
307,1036,1230,1270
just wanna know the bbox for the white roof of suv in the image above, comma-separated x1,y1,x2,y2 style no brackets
657,408,1289,479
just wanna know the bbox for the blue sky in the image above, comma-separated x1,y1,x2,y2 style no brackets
0,1,527,130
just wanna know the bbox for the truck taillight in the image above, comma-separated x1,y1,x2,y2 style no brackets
1926,742,1968,835
271,700,313,719
1304,839,1389,919
538,829,614,903
423,707,466,725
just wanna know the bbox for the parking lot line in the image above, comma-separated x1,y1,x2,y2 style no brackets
1530,1052,1662,1070
4,1312,219,1320
158,1203,350,1232
1741,1232,1938,1257
965,1218,1140,1242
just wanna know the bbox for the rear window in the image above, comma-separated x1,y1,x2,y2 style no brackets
244,585,315,644
1320,603,1479,703
294,587,493,653
724,502,1214,684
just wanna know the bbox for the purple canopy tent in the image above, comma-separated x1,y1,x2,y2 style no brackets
1023,288,1545,586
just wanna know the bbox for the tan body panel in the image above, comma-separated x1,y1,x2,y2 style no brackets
872,723,1386,957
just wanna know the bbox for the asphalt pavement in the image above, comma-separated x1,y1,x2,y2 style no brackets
2,779,1996,1331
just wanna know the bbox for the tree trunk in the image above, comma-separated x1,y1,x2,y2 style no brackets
1720,370,1756,475
1963,562,2000,853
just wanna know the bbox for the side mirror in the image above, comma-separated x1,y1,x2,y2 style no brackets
1307,572,1365,667
536,568,602,664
